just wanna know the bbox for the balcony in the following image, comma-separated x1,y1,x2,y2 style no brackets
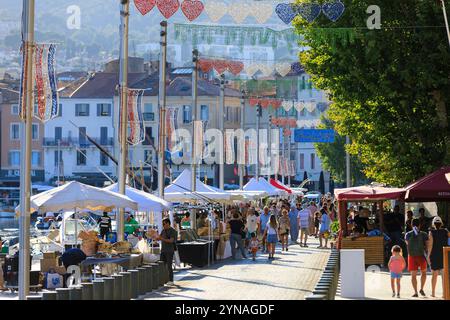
43,137,115,147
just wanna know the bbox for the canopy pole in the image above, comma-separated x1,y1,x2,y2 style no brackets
117,0,130,242
19,0,35,301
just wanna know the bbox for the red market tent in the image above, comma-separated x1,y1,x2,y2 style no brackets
269,179,292,194
334,186,406,201
404,166,450,202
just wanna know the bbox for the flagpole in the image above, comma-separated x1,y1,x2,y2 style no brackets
191,49,199,194
117,0,129,242
219,74,225,190
158,21,168,198
19,0,35,300
441,0,450,48
239,90,245,190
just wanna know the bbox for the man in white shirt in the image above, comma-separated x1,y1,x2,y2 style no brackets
245,208,258,249
297,204,311,247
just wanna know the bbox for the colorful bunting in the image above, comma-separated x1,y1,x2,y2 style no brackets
204,1,228,22
322,1,345,22
181,0,204,21
252,3,273,24
295,2,322,23
275,3,297,25
228,3,251,24
134,0,156,15
157,0,180,19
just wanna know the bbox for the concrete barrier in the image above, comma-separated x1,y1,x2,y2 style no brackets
55,288,70,300
157,261,165,286
81,282,93,300
42,291,57,300
150,263,159,289
92,279,105,300
137,267,147,296
129,270,139,299
26,295,42,300
143,265,153,293
119,271,131,300
69,286,82,300
305,294,327,300
112,274,123,300
102,277,115,300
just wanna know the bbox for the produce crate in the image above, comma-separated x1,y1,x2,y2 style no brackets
341,236,384,266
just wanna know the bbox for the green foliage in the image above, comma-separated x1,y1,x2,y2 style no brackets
294,0,450,186
315,117,369,185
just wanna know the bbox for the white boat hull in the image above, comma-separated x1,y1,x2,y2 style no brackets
0,211,16,218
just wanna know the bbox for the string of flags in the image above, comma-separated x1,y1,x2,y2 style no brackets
276,1,345,25
19,43,59,123
134,0,206,21
198,58,303,77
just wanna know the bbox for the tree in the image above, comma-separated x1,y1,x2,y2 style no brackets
315,118,369,185
294,0,450,186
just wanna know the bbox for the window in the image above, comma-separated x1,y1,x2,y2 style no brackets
200,105,209,121
75,104,90,116
77,150,87,166
32,124,39,140
10,123,20,140
300,153,304,170
183,105,191,123
54,150,62,166
31,151,41,167
97,103,111,116
144,150,153,163
11,104,19,115
58,103,62,117
55,127,62,141
311,153,315,170
100,152,109,166
143,127,153,145
79,127,87,145
100,127,108,145
9,151,20,166
143,103,154,121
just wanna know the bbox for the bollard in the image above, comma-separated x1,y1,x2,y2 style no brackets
313,288,330,300
119,271,131,300
92,279,105,300
137,267,147,296
26,295,42,300
42,291,57,300
129,270,139,299
81,282,93,300
102,277,115,300
56,288,70,300
69,286,82,300
305,294,327,300
157,261,165,286
112,274,123,300
149,263,159,289
143,265,153,293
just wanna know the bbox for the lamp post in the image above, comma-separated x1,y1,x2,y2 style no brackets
117,0,130,242
191,49,199,194
18,0,35,301
255,102,262,180
219,74,225,189
239,90,245,190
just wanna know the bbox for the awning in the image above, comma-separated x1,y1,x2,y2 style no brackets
334,186,405,201
404,166,450,202
269,179,292,194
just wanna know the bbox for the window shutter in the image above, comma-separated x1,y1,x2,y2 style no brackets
97,104,101,116
107,104,111,116
86,104,89,116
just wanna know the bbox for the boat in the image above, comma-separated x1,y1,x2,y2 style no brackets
0,209,16,218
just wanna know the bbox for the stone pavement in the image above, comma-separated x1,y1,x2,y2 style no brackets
142,237,330,300
336,269,444,301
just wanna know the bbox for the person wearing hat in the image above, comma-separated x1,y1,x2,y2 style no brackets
427,216,449,298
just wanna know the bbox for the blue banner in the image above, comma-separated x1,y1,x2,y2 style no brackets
294,129,335,143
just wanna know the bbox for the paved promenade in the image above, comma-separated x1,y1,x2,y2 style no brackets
142,238,330,300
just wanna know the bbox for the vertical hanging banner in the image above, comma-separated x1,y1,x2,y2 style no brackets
19,43,59,122
126,89,145,145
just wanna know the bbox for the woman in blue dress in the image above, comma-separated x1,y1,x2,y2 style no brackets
288,204,299,244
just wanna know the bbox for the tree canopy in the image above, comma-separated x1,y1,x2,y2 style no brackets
294,0,450,186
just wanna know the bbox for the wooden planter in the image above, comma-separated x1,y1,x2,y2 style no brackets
341,236,384,266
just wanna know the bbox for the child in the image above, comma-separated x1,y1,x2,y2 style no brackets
388,245,406,298
314,211,320,238
249,232,259,261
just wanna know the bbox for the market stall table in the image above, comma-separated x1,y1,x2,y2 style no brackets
80,254,143,279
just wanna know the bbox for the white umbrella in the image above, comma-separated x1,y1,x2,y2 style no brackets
243,177,287,197
164,169,231,203
15,181,138,214
104,183,171,212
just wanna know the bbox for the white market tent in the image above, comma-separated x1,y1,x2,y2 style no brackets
15,181,138,214
164,169,232,203
226,190,269,200
243,177,288,197
104,183,171,213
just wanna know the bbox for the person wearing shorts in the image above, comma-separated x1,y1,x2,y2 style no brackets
264,215,279,260
258,207,271,253
405,218,429,298
297,204,311,247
